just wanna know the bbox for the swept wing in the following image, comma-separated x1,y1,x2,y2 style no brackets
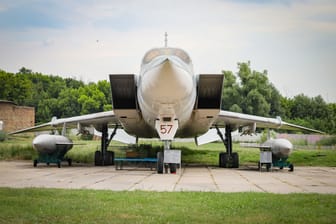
9,111,118,134
214,110,324,134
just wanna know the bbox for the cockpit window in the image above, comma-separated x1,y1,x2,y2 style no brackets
142,48,191,64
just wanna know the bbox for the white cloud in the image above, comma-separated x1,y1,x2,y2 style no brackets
0,0,335,102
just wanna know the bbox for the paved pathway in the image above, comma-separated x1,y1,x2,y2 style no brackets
0,161,335,194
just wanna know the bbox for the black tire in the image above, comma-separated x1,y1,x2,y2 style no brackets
289,164,294,172
68,159,72,166
104,151,114,165
219,152,223,167
110,151,115,165
157,152,164,174
219,152,227,168
232,153,239,168
95,151,102,166
169,163,177,174
33,159,38,167
57,161,61,168
266,163,271,172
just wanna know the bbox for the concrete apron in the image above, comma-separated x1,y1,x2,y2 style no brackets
0,161,335,194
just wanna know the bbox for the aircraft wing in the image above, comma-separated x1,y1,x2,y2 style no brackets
214,110,324,134
9,111,119,134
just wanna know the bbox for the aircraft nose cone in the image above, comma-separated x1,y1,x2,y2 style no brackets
140,58,194,102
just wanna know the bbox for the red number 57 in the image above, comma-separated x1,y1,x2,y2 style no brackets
160,124,173,134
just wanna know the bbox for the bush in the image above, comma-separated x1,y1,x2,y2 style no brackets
259,130,276,143
0,131,6,142
317,136,336,146
80,133,93,140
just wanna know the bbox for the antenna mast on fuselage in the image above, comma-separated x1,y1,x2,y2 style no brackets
164,32,168,47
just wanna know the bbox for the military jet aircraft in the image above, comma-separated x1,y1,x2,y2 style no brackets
10,36,323,172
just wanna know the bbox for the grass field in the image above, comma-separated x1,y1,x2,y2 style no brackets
0,188,335,224
1,136,336,167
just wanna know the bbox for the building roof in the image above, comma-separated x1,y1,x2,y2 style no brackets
0,100,16,105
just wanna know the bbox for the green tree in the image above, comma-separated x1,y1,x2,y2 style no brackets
236,62,273,116
291,94,312,119
19,67,32,74
97,80,112,110
221,70,242,111
0,70,11,99
36,98,60,122
0,71,32,105
58,88,81,117
244,89,270,116
326,103,336,134
78,83,107,114
280,96,295,120
65,77,84,89
269,84,283,117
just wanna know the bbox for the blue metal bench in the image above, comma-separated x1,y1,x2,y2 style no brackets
114,158,158,170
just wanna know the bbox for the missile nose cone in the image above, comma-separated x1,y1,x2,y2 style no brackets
32,134,55,153
280,139,293,150
32,135,44,149
277,139,293,157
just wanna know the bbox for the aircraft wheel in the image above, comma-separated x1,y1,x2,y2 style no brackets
232,153,239,168
289,164,294,172
105,151,114,165
266,163,271,172
33,159,38,167
57,161,61,168
110,151,115,165
157,152,164,174
219,152,227,168
169,163,177,174
95,151,102,166
68,159,72,166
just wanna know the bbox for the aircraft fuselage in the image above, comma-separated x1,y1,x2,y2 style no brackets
137,48,196,134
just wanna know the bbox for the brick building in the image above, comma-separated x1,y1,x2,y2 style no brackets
0,100,35,132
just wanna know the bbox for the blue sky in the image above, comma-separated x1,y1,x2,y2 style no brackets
0,0,335,102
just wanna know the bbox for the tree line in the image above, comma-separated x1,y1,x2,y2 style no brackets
0,67,111,123
1,64,335,134
221,62,336,134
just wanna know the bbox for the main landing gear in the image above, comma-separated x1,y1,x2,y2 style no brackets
94,124,116,166
217,125,239,168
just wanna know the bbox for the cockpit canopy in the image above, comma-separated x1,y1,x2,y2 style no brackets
142,48,191,65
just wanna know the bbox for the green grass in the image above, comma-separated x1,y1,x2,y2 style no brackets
1,138,335,223
290,149,336,166
1,137,336,167
0,135,37,160
0,188,335,224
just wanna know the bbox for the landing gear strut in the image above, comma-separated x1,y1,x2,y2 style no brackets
94,124,116,166
217,125,239,168
157,140,177,174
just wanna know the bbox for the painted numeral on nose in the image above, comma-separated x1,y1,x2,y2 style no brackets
160,124,173,134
